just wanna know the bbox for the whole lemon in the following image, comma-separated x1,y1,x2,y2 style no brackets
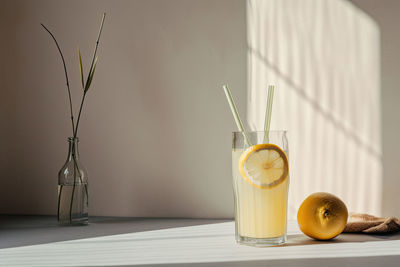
297,192,348,240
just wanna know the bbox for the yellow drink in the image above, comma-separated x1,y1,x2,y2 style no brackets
232,148,289,242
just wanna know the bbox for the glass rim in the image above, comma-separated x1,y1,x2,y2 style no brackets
232,130,287,134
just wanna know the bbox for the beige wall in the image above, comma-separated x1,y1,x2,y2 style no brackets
247,0,381,218
2,0,396,219
350,0,400,218
0,1,18,214
0,0,247,217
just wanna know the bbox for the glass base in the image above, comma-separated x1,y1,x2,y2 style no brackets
58,216,89,226
236,234,286,247
59,221,89,226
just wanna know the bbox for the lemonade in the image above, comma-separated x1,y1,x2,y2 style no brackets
233,149,289,238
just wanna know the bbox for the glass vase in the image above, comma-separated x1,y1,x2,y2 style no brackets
58,137,88,225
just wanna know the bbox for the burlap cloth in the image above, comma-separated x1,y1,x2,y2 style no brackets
343,213,400,234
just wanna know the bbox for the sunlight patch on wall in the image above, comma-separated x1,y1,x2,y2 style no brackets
247,0,382,219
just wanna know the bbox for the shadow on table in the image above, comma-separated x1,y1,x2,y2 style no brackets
0,215,229,249
282,232,400,247
96,255,400,267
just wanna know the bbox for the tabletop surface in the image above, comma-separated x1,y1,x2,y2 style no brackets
1,215,400,267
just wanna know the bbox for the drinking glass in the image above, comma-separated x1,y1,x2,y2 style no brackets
232,131,289,246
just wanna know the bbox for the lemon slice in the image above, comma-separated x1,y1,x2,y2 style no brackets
239,144,289,189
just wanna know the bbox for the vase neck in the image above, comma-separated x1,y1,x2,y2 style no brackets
67,137,80,161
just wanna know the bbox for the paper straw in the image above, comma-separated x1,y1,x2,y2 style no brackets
222,85,251,147
263,85,275,143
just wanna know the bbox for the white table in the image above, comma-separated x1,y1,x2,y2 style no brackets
1,216,400,266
